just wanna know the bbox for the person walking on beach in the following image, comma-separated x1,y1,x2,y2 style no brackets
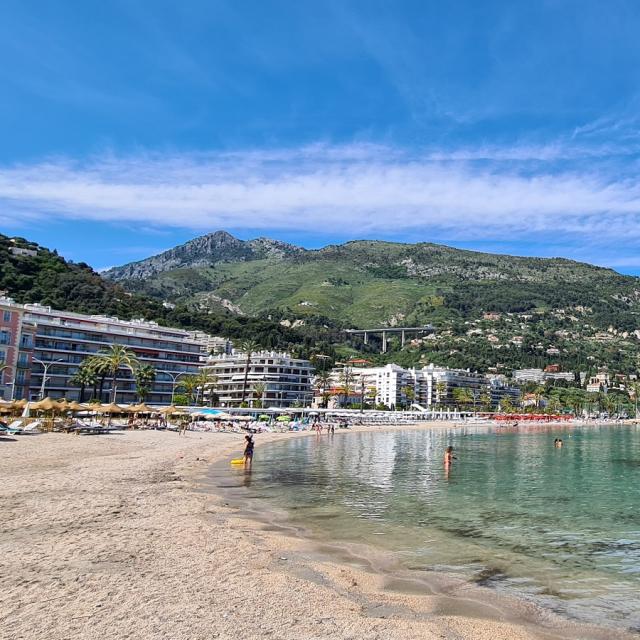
243,434,255,467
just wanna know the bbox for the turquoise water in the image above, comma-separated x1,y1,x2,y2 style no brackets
222,425,640,631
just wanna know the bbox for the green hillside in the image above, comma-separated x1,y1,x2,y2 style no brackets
0,234,328,355
5,231,640,376
104,232,640,376
107,233,640,330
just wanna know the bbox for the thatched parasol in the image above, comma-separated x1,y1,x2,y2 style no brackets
31,397,58,412
158,405,186,415
99,403,125,414
68,401,89,412
128,403,155,414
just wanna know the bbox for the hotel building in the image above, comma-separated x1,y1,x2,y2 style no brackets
0,299,36,400
1,300,208,403
202,351,314,407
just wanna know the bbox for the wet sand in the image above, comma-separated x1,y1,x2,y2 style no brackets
0,427,633,640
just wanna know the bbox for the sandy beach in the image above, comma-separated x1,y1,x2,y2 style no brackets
1,427,634,640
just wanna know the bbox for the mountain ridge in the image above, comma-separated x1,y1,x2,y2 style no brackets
105,230,302,280
106,230,624,282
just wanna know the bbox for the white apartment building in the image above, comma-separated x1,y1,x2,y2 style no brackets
11,302,208,403
513,368,547,383
203,350,313,407
325,363,412,409
513,368,576,384
416,364,490,407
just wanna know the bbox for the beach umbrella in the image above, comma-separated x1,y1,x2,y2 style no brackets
129,403,155,413
13,399,27,409
55,399,70,412
67,401,88,412
258,414,270,421
159,405,186,415
276,415,291,422
32,397,58,412
100,403,125,414
202,411,233,420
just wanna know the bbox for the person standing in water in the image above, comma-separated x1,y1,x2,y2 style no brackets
444,445,456,465
243,434,255,467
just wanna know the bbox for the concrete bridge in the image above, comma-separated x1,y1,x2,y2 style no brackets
344,325,434,353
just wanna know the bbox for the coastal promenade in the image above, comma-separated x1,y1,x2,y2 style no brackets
0,429,631,640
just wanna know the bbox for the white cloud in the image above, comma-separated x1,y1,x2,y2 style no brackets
1,143,640,244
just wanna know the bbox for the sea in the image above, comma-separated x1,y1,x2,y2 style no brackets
212,424,640,632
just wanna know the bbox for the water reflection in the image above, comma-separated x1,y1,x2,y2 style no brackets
228,425,640,630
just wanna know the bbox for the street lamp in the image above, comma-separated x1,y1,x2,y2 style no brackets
33,358,64,400
164,371,186,405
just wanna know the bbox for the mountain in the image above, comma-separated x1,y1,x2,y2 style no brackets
105,231,640,330
0,234,317,354
6,230,640,375
105,231,301,280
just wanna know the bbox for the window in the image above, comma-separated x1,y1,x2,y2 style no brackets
3,310,11,322
0,350,5,363
0,331,10,345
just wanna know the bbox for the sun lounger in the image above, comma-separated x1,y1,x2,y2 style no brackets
0,420,41,435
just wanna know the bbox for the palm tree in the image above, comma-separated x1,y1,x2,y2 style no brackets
533,385,546,409
435,381,447,408
500,397,515,414
238,339,260,405
452,387,473,410
480,391,492,411
401,385,415,410
314,370,332,408
253,382,266,408
195,369,218,406
69,362,98,402
85,355,111,402
338,367,354,408
96,345,139,403
177,375,199,405
133,364,156,402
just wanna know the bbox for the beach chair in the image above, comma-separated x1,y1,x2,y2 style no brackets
0,420,28,435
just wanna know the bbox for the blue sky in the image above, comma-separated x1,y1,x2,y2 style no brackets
2,1,640,273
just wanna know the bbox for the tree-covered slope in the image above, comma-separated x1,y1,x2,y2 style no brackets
0,234,327,354
106,233,640,330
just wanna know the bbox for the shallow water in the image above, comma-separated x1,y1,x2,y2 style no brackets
220,425,640,631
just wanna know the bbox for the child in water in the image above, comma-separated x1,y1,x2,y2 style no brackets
243,435,254,467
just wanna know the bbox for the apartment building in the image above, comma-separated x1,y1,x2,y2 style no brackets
2,301,208,403
323,363,412,409
203,350,313,407
0,299,35,400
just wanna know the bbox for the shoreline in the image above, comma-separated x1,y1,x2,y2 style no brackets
1,425,635,639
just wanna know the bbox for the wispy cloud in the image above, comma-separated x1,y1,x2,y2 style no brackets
1,143,640,247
